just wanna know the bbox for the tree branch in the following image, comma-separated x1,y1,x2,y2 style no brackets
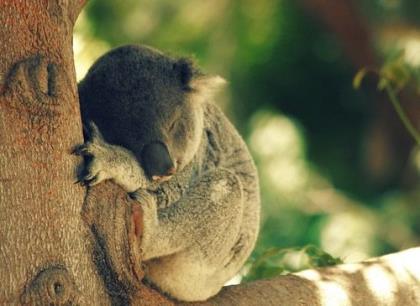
184,247,420,305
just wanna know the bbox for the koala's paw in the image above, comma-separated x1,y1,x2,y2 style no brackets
73,142,111,187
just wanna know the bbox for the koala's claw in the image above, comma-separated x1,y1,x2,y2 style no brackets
72,143,93,156
74,135,146,192
74,142,108,187
77,161,107,186
83,170,96,181
72,144,83,155
77,172,101,187
83,174,101,186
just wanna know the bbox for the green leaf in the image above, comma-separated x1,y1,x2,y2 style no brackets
244,245,342,282
378,77,389,91
304,245,343,267
255,265,285,279
353,68,368,90
379,51,412,92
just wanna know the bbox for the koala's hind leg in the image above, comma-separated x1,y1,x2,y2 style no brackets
138,169,245,301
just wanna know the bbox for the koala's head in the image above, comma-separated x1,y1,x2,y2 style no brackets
79,45,225,181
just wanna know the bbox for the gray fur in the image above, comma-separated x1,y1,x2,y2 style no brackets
76,45,260,302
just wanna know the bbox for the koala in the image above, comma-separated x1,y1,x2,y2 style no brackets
75,45,260,302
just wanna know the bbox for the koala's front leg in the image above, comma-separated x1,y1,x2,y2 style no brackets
73,125,147,192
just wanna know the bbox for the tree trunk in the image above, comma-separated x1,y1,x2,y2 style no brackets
1,2,418,305
0,1,115,304
0,2,171,304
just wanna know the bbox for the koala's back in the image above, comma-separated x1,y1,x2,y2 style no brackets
202,103,259,207
201,101,260,243
202,103,260,277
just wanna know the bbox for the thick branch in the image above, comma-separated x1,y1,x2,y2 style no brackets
82,180,420,305
185,247,420,306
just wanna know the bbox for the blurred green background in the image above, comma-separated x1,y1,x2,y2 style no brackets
74,0,420,273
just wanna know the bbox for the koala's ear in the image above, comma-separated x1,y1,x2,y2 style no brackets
173,58,197,89
189,75,226,94
188,74,226,103
174,58,226,94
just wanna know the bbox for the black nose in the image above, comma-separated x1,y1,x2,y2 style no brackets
141,142,175,178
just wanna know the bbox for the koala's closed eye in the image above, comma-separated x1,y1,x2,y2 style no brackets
168,119,178,132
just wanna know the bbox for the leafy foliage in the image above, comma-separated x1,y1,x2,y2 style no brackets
354,50,420,145
243,245,342,282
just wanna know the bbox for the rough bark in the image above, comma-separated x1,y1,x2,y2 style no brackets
186,247,420,306
82,182,174,306
0,1,113,304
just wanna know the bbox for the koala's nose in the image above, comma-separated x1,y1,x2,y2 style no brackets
141,142,176,179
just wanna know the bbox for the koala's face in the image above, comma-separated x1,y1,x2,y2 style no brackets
140,97,204,180
79,45,222,181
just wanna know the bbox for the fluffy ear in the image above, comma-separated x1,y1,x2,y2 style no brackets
173,58,226,98
189,75,227,102
190,75,226,92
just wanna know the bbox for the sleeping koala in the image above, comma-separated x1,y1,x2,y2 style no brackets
75,45,260,302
